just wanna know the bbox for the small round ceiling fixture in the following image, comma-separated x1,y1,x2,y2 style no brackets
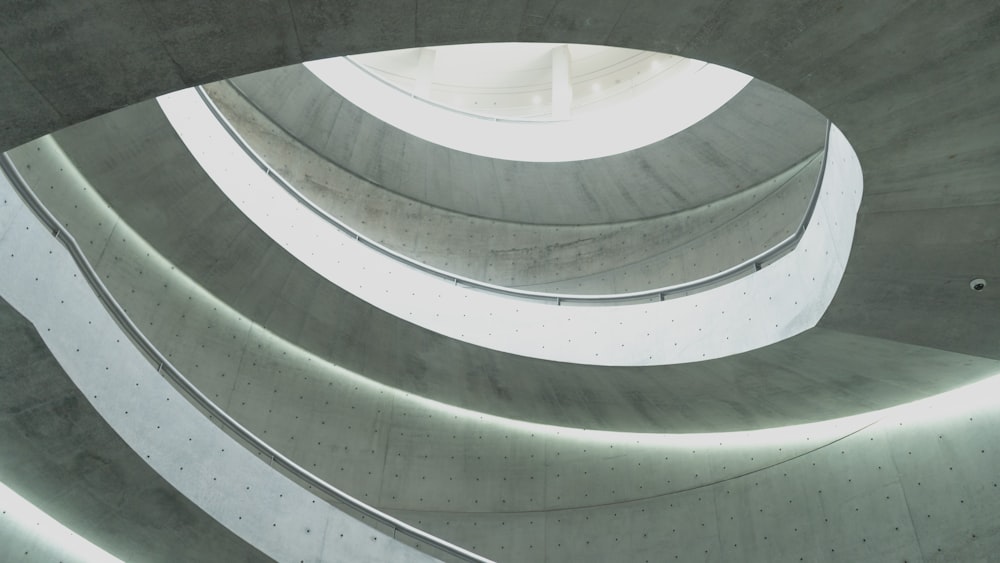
970,278,987,291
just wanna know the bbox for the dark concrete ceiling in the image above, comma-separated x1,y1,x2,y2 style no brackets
3,4,1000,562
1,0,998,432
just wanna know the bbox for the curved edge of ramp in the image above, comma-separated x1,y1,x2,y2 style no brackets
0,161,444,563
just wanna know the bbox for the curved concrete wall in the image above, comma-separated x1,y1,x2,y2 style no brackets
0,166,436,563
206,80,819,294
229,65,826,225
161,85,855,367
22,104,981,431
2,1,998,363
2,2,1000,562
0,301,270,563
8,126,1000,563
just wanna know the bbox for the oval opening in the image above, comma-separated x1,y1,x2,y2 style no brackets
305,43,752,162
150,42,862,365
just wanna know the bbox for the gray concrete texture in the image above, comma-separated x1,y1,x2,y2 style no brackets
0,175,441,563
22,105,997,431
7,100,999,561
10,129,1000,561
0,295,272,563
1,1,1000,562
204,79,819,294
225,65,826,225
1,1,995,354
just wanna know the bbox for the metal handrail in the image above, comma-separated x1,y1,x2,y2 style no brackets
0,153,493,563
197,85,831,306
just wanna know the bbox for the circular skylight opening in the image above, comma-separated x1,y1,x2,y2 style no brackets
304,43,751,162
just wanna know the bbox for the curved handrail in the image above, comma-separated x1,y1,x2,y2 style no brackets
198,85,831,306
0,153,494,563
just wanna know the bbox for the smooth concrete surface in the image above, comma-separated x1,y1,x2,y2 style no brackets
0,475,122,563
228,65,825,225
0,1,996,360
8,132,1000,562
7,136,1000,562
205,80,819,294
160,87,855,366
0,183,272,561
386,383,1000,562
0,297,272,563
4,116,991,420
0,172,437,563
24,105,940,407
1,2,1000,562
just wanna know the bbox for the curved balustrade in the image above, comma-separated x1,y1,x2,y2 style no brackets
0,153,493,563
196,85,830,306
